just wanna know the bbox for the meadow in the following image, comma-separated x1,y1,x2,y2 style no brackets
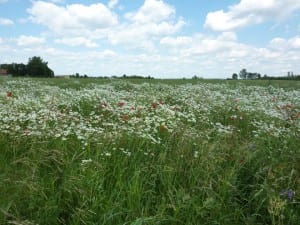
0,77,299,225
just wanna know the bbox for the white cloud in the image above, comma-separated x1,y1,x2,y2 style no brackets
28,1,118,36
158,32,300,77
108,0,118,9
269,37,287,50
108,0,185,49
16,35,45,46
55,37,98,48
160,36,193,48
49,0,65,3
125,0,175,24
0,18,14,25
26,0,184,50
290,36,300,48
7,32,300,77
270,36,300,50
205,0,300,31
217,32,237,41
160,32,240,56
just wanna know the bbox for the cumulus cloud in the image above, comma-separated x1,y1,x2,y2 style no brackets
8,32,300,77
49,0,65,3
26,0,185,51
0,18,14,25
125,0,175,24
16,35,46,46
270,36,300,50
160,36,193,48
108,0,185,49
160,32,241,56
108,0,118,9
55,37,98,48
158,31,300,76
28,1,118,35
290,37,300,48
205,0,300,31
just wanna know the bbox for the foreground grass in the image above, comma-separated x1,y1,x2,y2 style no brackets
0,78,299,225
1,131,299,225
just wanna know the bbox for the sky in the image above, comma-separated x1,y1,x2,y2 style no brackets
0,0,300,78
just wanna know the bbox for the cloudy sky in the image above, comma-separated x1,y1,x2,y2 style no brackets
0,0,300,78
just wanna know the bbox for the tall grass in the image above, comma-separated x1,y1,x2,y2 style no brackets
0,78,299,225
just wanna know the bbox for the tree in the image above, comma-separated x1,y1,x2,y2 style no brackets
0,63,27,76
257,73,261,79
27,56,54,77
239,68,247,79
232,73,238,80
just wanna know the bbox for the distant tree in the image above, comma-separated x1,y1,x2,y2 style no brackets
239,68,247,79
232,73,238,80
0,63,27,76
27,56,54,77
257,73,261,79
14,63,27,76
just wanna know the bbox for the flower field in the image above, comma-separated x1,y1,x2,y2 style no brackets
0,78,299,225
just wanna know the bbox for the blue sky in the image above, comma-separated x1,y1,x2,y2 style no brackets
1,0,300,78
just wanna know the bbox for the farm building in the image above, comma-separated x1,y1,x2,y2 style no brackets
0,69,8,76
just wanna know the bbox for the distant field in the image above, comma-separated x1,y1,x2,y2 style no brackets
20,77,300,90
0,77,299,225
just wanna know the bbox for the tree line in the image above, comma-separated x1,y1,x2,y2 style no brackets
232,68,300,80
231,69,261,80
0,56,54,77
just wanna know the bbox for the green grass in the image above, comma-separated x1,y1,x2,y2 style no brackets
0,78,299,225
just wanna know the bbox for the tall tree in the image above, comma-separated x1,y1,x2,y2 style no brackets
232,73,238,80
27,56,54,77
239,68,247,79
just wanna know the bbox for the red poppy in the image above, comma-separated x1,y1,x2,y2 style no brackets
118,102,125,107
6,91,12,97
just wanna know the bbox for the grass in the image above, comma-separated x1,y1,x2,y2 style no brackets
0,77,299,225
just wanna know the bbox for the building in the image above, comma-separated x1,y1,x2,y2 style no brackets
0,69,8,76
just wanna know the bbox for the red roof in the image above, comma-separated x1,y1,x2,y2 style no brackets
0,69,8,75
